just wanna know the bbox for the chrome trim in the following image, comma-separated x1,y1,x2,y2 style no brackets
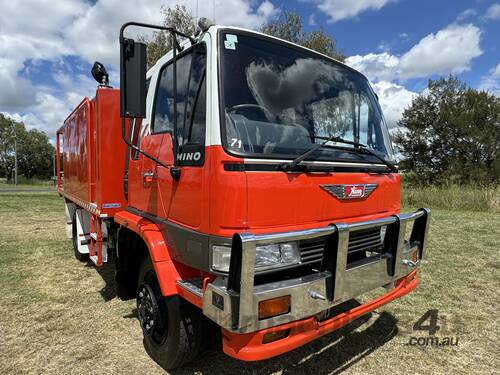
177,279,203,298
202,208,431,333
320,184,378,200
333,223,349,301
243,158,388,168
402,259,418,268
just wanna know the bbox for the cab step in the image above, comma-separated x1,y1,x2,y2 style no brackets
177,278,203,298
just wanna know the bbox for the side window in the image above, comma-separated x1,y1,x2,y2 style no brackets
189,78,206,144
152,53,192,134
183,45,207,146
151,44,207,166
153,64,173,133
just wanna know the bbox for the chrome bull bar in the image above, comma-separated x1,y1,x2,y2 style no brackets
203,208,430,333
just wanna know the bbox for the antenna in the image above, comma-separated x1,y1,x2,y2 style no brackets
195,0,199,23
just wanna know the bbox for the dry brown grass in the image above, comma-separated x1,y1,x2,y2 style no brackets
0,192,499,374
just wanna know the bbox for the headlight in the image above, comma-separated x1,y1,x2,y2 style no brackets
380,225,387,243
255,242,300,270
212,245,232,272
211,242,301,273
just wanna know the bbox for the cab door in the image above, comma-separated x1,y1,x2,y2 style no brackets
127,73,170,217
151,44,208,228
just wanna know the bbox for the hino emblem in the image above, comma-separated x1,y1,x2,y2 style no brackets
320,184,378,200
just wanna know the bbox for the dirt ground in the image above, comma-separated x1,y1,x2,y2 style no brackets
0,192,498,374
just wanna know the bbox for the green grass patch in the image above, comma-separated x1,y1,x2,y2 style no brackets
403,185,500,212
0,177,54,189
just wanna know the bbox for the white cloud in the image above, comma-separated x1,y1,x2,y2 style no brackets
0,0,85,111
347,23,482,131
308,13,316,26
456,8,477,22
346,53,399,81
399,24,482,79
491,63,500,78
479,63,500,96
479,77,500,96
318,0,397,22
346,24,482,82
66,0,278,69
372,81,416,128
0,0,277,137
4,73,96,135
485,3,500,20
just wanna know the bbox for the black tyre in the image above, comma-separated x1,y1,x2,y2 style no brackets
137,258,202,370
72,213,89,262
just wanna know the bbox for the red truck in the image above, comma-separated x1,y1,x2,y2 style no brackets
56,20,430,370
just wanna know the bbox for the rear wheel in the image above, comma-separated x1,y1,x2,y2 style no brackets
137,258,202,370
72,213,88,262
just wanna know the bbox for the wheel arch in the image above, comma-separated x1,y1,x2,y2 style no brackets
114,210,191,299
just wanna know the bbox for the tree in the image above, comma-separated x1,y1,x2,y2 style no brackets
394,76,500,185
261,11,345,61
142,5,196,69
143,7,344,69
0,114,54,181
0,114,23,180
17,129,54,179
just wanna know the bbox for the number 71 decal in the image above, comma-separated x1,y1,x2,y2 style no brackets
231,138,242,149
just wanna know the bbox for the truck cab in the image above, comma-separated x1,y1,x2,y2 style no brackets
58,21,430,370
127,24,404,265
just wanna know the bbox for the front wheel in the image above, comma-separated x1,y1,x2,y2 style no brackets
137,258,202,370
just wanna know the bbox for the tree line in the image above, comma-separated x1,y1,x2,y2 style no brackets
395,76,499,185
0,114,55,181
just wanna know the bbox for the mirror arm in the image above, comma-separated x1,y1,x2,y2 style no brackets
121,118,171,169
171,30,179,166
119,21,196,45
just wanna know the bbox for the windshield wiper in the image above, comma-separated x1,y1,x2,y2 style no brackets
281,135,398,172
310,135,398,172
280,134,341,171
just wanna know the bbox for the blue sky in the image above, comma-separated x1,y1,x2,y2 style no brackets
1,0,499,139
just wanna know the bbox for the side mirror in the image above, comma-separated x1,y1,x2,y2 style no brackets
91,61,109,86
120,38,147,118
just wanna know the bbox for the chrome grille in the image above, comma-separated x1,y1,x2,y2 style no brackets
299,226,384,265
298,238,324,265
348,227,384,255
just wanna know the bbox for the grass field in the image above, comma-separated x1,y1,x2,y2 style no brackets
0,192,499,375
0,177,55,189
402,185,500,213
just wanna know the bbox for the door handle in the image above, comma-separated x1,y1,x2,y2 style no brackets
141,171,155,183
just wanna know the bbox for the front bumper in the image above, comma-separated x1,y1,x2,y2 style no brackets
222,270,418,361
203,208,430,335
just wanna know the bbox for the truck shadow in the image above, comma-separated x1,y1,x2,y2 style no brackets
173,307,399,375
86,259,117,302
89,263,400,374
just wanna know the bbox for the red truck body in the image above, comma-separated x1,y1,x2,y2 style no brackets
56,23,430,370
57,88,127,218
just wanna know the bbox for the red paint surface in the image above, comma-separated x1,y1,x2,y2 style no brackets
114,210,202,298
57,88,127,217
222,271,418,361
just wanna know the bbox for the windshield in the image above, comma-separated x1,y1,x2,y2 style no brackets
219,31,395,163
